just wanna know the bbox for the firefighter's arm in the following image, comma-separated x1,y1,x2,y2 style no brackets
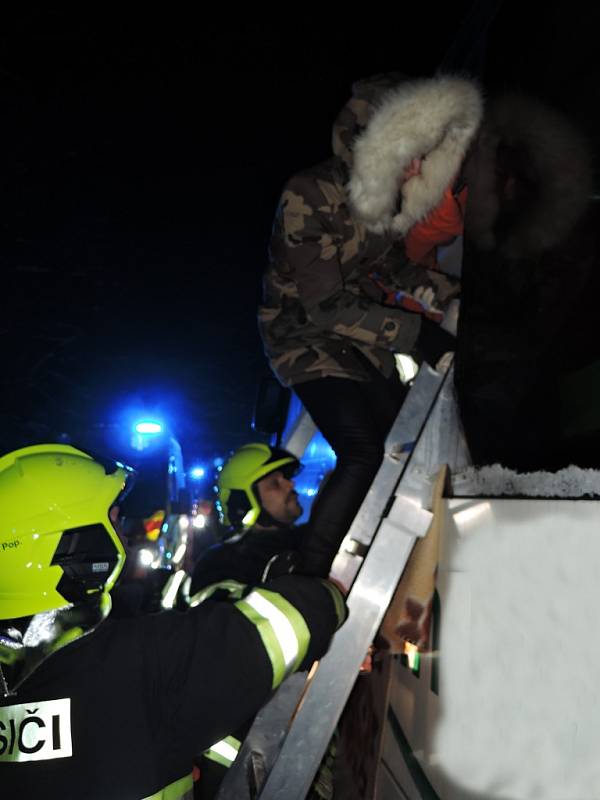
233,575,347,687
151,575,347,755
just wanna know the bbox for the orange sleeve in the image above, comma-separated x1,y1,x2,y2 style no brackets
404,185,468,267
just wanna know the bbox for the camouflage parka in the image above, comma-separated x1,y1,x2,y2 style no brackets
259,74,483,386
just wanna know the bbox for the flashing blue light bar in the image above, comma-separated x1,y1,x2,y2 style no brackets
190,467,205,479
134,421,163,435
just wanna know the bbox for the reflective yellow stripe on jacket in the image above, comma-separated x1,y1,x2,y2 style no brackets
188,580,246,607
235,589,310,689
141,772,194,800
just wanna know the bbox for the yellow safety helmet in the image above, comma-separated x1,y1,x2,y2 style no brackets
216,443,300,532
0,444,134,621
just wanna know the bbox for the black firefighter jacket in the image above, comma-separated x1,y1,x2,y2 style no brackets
0,574,345,800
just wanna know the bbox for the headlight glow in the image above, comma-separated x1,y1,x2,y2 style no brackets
138,548,154,567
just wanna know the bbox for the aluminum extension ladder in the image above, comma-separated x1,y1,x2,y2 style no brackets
216,364,453,800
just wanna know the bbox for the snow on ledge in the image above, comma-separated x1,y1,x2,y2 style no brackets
451,464,600,498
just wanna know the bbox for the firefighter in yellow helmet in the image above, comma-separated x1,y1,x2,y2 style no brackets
190,443,304,596
189,444,345,799
216,442,302,531
0,444,346,800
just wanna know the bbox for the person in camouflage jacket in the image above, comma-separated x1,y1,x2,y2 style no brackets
259,73,483,576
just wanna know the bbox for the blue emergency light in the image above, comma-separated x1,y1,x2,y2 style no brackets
134,421,163,435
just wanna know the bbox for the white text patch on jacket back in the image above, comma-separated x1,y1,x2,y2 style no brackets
0,698,72,762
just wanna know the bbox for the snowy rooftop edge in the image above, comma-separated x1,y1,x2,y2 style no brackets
451,464,600,498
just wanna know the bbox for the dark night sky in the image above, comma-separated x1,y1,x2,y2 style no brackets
2,4,598,465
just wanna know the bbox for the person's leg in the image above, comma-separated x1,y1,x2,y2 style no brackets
356,357,407,440
294,365,406,576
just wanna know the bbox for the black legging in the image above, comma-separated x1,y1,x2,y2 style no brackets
294,356,407,576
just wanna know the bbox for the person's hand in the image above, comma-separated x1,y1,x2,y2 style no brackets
326,576,348,595
359,644,375,674
413,285,441,314
325,577,373,673
435,351,454,374
440,298,460,336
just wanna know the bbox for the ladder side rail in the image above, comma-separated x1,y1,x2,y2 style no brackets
216,366,447,800
258,368,450,799
257,497,434,799
331,366,447,590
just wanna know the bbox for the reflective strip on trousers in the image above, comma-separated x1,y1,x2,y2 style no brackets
203,735,241,768
140,772,194,800
235,589,310,688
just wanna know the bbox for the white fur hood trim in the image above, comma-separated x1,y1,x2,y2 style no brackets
348,76,483,235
